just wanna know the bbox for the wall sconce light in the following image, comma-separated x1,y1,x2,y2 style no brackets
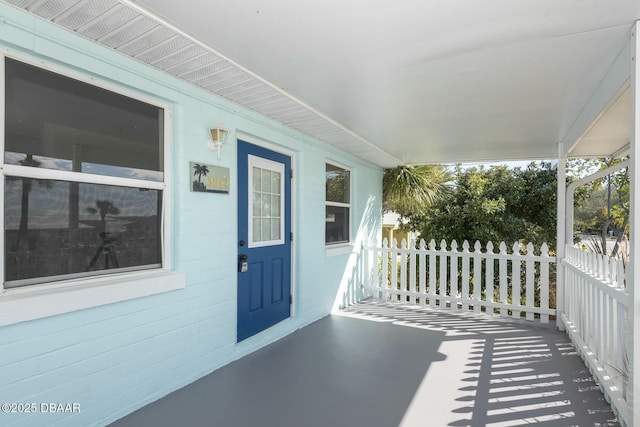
208,127,229,160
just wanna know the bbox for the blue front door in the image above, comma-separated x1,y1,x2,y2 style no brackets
237,140,292,342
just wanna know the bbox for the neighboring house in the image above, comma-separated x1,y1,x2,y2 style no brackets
382,212,417,246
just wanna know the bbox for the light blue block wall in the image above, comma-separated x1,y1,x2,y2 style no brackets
0,4,382,427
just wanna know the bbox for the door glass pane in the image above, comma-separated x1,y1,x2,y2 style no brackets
252,218,261,242
261,218,271,241
253,192,261,216
261,194,271,217
251,165,282,245
252,167,261,191
271,172,281,193
272,195,280,217
271,219,280,240
261,169,271,192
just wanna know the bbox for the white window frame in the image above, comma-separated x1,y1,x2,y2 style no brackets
0,53,184,326
325,161,353,256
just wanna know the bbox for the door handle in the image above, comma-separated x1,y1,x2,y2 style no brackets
238,254,248,273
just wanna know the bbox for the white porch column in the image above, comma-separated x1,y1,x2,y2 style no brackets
555,154,566,331
630,20,640,427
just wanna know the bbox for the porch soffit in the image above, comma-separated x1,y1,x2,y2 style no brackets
567,85,632,159
3,0,640,167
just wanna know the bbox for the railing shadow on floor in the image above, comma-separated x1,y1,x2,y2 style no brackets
342,301,620,427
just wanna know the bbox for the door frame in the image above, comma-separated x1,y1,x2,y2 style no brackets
235,132,297,336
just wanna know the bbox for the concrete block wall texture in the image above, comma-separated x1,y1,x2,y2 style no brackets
0,4,382,427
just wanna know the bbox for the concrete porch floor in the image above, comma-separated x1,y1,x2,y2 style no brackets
109,301,619,427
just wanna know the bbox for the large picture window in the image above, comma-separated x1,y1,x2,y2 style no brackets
325,163,350,245
3,58,165,288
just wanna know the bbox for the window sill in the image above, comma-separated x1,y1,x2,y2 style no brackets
0,270,186,326
325,243,355,257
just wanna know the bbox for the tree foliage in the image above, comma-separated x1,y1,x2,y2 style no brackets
382,165,450,219
382,158,628,255
413,162,558,248
568,157,629,258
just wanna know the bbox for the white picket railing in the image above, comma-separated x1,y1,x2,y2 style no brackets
561,244,630,426
364,238,556,322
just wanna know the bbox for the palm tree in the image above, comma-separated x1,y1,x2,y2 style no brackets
13,154,53,250
86,200,121,270
382,165,450,219
87,200,120,235
193,163,209,184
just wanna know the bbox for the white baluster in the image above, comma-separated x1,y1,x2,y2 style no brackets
439,240,448,309
511,242,522,319
451,240,459,310
461,240,470,311
473,241,483,313
429,239,437,308
540,243,550,323
499,242,508,316
525,242,535,321
486,242,495,315
419,239,427,305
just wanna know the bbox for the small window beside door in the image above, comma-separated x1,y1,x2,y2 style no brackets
325,163,350,245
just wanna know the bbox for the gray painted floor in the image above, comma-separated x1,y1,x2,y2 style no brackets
109,301,619,427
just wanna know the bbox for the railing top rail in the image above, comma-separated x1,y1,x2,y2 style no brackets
371,238,556,261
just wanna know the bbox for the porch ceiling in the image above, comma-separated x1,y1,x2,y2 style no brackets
5,0,640,167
